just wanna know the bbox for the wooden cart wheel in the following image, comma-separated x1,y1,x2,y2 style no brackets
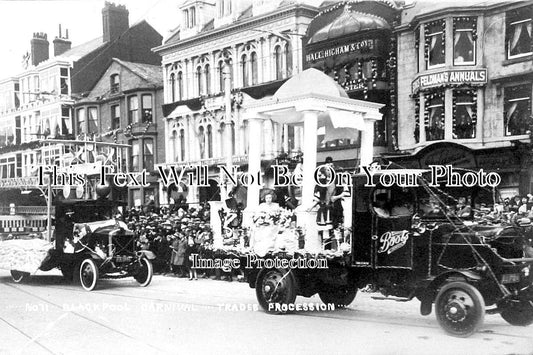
134,258,153,287
79,258,99,291
435,281,485,337
11,270,30,283
256,268,297,314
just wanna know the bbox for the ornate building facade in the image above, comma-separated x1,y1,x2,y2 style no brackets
154,0,319,204
393,0,533,197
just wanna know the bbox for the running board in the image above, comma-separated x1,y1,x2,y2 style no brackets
371,296,412,302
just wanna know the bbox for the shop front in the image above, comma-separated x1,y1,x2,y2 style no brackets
384,141,530,198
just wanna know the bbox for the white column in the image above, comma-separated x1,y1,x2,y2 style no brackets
232,45,239,89
476,87,483,140
298,110,320,252
300,111,318,208
188,115,196,161
282,124,289,152
360,119,375,168
444,88,453,140
419,94,426,144
163,65,168,103
211,52,217,95
244,117,263,226
292,27,302,75
294,125,303,152
258,38,265,83
184,59,190,99
267,37,273,81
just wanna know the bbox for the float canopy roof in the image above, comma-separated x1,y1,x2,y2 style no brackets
309,8,390,44
273,68,348,101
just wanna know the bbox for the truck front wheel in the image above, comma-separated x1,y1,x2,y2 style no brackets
319,286,357,308
435,281,485,337
500,300,533,326
256,269,297,313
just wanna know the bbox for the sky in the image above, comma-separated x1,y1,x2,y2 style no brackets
0,0,180,79
0,0,330,80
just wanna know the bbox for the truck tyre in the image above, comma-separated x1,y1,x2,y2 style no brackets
500,301,533,326
319,286,357,308
79,258,99,291
134,258,153,287
256,268,297,314
11,270,30,283
435,281,485,337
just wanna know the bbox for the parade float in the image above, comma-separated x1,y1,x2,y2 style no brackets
217,68,533,338
0,139,153,290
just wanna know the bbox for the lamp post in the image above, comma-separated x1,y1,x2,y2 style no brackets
221,55,234,200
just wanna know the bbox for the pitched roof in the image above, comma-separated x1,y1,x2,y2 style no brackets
56,36,106,62
113,58,163,86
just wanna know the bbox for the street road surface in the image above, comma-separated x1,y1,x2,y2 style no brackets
0,269,532,355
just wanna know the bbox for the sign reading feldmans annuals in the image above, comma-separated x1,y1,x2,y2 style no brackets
411,68,487,93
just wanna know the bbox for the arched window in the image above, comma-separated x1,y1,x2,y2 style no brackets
177,72,183,100
227,59,234,89
196,66,203,96
251,52,258,85
218,60,225,92
285,44,292,77
179,128,186,161
169,73,176,102
242,54,249,87
205,65,211,95
207,124,213,158
199,126,205,159
275,46,283,80
172,130,179,162
189,7,196,28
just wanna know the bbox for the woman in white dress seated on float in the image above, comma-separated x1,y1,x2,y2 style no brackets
251,190,281,256
258,191,280,212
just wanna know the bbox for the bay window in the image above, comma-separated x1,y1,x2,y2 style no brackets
504,84,532,136
453,17,477,65
128,96,139,124
141,94,153,123
77,108,86,134
111,104,120,129
88,107,98,133
507,9,532,59
425,92,445,141
453,90,476,139
425,20,445,68
144,139,154,171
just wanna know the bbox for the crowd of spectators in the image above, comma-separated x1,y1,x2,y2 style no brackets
122,203,241,281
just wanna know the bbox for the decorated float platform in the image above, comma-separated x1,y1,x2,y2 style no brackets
0,236,53,274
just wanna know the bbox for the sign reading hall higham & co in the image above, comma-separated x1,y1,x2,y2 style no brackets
305,38,378,63
411,69,487,94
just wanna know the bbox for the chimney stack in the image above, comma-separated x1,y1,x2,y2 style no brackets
31,32,49,66
102,2,129,43
53,24,72,56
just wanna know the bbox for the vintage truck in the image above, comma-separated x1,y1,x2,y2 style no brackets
246,168,533,337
